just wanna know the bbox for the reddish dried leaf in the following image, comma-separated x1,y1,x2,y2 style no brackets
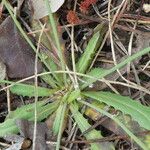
67,10,80,24
0,16,42,78
80,0,97,14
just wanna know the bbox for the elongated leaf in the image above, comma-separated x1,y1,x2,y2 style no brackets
41,72,58,89
46,0,67,84
32,101,59,121
81,68,108,89
0,101,58,137
53,104,65,135
55,103,67,150
45,57,63,86
79,100,148,150
82,47,150,88
76,23,107,74
67,89,81,103
70,103,114,150
10,83,57,97
32,20,63,87
82,91,150,130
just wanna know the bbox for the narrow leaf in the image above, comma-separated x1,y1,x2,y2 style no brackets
81,68,108,89
82,91,150,130
79,100,148,150
41,72,58,89
32,20,63,87
70,103,114,150
67,89,81,103
0,101,58,137
55,103,67,150
76,23,107,74
81,47,150,88
76,32,100,74
45,57,63,86
10,83,57,97
45,0,67,84
53,104,65,135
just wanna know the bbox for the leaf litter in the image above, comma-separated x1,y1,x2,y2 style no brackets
0,16,42,78
4,119,53,150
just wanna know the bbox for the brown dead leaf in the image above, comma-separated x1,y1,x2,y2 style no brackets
4,119,53,150
101,113,143,136
4,134,25,150
0,16,42,78
16,119,52,150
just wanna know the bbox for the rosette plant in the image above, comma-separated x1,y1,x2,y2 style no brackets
0,1,150,150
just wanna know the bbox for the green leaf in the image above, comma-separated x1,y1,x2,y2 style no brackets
30,101,59,121
81,47,150,87
41,72,58,88
31,20,63,87
45,0,67,85
10,83,57,97
53,104,65,135
81,68,108,89
76,23,107,74
55,103,67,150
76,32,99,74
0,101,58,137
79,100,148,150
70,103,114,150
144,134,150,149
67,89,81,103
45,57,63,86
82,91,150,130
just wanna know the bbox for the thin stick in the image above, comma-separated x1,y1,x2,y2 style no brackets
32,23,46,150
70,0,79,89
6,78,11,113
1,69,150,95
107,0,140,92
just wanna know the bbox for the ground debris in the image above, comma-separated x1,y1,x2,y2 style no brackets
0,16,42,78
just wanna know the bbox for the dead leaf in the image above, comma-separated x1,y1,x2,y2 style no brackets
0,16,42,78
15,119,52,150
5,134,33,150
101,113,144,136
31,0,65,19
5,134,24,150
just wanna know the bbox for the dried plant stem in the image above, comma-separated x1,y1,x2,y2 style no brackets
6,83,11,113
32,23,46,150
1,67,150,95
71,0,79,90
